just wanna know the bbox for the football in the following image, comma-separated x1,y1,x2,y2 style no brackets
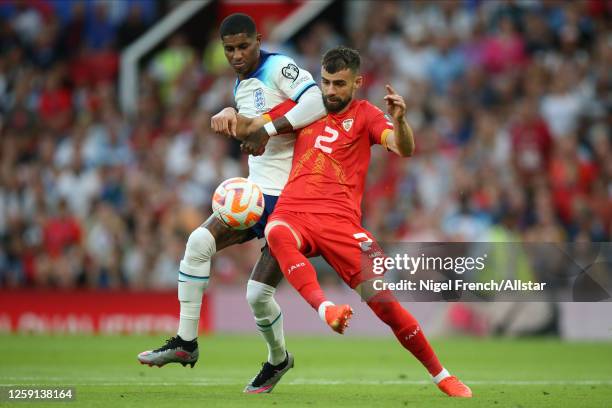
212,177,265,230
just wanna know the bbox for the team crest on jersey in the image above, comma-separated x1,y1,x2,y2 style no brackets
253,88,266,111
342,119,354,132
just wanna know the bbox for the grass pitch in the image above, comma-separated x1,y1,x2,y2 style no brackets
1,334,611,407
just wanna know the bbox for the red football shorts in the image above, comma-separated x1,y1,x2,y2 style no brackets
267,209,385,289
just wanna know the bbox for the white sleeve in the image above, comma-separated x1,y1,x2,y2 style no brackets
271,56,317,102
284,86,327,129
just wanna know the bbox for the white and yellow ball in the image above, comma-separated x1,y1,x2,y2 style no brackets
212,177,265,230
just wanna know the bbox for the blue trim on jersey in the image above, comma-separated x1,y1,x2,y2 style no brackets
292,82,316,102
250,194,279,239
233,78,239,96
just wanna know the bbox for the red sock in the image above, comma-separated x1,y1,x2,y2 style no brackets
367,290,443,376
267,224,326,310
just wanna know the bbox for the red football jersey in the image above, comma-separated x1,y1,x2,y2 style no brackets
267,99,394,221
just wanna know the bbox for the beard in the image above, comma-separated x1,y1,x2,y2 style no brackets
322,94,352,113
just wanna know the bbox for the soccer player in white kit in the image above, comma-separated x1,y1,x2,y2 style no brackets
138,13,326,394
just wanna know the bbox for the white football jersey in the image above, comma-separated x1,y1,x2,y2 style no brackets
234,50,317,196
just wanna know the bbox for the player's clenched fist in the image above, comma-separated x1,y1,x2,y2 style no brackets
241,125,269,156
231,113,270,156
211,107,238,138
383,85,406,121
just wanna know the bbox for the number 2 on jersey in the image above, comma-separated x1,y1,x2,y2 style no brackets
314,126,338,153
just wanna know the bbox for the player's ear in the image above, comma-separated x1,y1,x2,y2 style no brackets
255,33,262,44
354,75,363,90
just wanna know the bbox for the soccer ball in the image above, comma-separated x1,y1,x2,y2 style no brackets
212,177,265,230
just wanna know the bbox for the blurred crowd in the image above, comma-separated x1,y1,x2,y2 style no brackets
0,0,610,289
341,0,611,248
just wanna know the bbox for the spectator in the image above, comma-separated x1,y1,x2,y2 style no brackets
55,152,101,219
149,34,195,106
38,68,73,134
39,199,82,287
481,16,527,74
510,97,553,186
540,62,586,139
85,2,116,50
11,2,44,46
428,33,466,95
58,2,86,58
116,4,148,49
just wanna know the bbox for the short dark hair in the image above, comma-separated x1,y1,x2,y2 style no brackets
219,13,256,38
321,46,360,74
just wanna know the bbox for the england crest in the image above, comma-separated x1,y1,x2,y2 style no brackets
342,119,354,132
253,88,266,111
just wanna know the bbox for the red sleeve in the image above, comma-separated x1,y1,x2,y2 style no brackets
365,102,394,148
264,99,297,122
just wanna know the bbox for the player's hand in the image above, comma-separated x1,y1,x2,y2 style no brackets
383,85,406,121
241,126,269,156
211,107,237,138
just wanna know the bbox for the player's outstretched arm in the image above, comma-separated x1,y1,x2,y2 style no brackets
241,86,326,156
383,85,415,157
209,108,266,142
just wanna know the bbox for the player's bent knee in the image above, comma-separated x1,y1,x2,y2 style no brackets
265,221,302,250
355,279,383,302
246,279,276,309
186,227,216,261
179,227,216,278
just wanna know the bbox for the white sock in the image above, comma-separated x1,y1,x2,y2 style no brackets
317,301,335,323
177,278,208,341
176,227,215,341
432,368,451,384
246,280,287,365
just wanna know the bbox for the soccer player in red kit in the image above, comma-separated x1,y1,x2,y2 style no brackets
241,46,472,398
